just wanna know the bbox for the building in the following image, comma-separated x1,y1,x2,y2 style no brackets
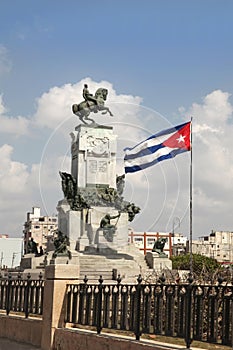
191,230,233,264
23,207,58,254
128,230,173,256
172,233,188,256
128,230,188,257
0,236,23,268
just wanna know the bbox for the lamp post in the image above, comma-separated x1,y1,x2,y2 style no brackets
172,217,180,235
172,217,180,256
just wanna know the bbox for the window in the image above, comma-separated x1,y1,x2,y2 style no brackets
34,225,40,229
134,237,143,242
147,238,155,246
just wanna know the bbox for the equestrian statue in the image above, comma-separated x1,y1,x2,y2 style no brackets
72,84,113,125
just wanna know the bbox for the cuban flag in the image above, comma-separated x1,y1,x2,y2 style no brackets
124,121,191,174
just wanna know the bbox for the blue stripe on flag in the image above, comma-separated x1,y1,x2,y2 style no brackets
124,143,165,161
125,148,188,173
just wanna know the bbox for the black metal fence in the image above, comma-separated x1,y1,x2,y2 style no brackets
65,275,233,349
0,272,44,318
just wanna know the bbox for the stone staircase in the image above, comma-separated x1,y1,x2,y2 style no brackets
78,244,151,283
19,244,153,283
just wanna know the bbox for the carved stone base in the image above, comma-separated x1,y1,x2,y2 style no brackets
145,252,172,271
50,250,79,265
56,199,87,250
20,254,45,270
57,200,129,253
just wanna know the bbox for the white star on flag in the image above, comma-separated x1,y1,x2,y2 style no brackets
176,134,186,143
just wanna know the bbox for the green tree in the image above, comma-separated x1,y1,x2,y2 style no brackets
171,253,221,274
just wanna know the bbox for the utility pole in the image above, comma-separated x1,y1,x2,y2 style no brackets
0,252,3,269
11,252,16,268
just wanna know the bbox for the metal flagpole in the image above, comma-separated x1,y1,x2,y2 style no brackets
189,117,193,275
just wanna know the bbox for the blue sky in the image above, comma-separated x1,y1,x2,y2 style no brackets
1,1,233,239
1,0,233,116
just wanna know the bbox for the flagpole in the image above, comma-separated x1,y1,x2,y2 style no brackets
189,117,193,275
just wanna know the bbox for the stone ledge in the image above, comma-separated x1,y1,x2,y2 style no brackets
44,264,79,280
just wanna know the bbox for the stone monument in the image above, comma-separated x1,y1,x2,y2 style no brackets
57,85,140,255
145,237,172,271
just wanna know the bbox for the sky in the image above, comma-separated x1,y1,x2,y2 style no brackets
0,0,233,240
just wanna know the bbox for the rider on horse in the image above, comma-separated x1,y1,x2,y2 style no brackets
83,84,98,106
72,86,113,125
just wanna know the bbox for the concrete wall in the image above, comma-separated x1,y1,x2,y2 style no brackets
0,315,42,347
52,328,168,350
0,314,169,350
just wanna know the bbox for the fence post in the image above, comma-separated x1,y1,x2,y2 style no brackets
24,273,31,318
185,274,193,349
40,264,79,350
6,273,12,315
134,274,142,340
96,275,103,334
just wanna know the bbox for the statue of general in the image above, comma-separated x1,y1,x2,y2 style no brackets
72,84,113,125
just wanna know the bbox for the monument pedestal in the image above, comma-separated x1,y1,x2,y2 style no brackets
87,207,128,252
57,199,86,250
57,202,129,254
56,122,139,261
49,249,79,265
20,253,45,270
145,252,172,271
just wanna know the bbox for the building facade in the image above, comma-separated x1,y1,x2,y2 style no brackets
128,231,170,256
172,233,188,256
128,230,187,256
191,230,233,264
23,207,58,254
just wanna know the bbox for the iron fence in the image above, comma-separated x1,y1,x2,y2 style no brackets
0,272,44,318
65,274,233,349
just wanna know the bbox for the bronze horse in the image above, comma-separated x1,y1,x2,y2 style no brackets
72,87,113,125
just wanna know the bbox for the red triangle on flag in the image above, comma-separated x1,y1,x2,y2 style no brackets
162,123,191,150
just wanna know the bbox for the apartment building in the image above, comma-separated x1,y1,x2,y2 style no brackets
191,230,233,264
172,233,188,256
128,230,187,256
23,207,58,254
128,230,170,256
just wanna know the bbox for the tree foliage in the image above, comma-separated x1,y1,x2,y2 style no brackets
171,253,221,274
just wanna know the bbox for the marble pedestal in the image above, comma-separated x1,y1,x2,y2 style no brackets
57,200,129,254
49,249,79,265
86,206,128,252
20,254,45,270
57,124,129,255
145,252,172,271
57,199,86,250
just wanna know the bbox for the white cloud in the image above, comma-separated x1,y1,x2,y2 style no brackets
33,78,143,134
181,90,233,236
191,90,233,127
0,144,29,194
0,143,66,235
0,95,30,136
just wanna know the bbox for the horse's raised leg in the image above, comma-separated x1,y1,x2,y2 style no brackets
106,107,113,117
100,106,113,117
